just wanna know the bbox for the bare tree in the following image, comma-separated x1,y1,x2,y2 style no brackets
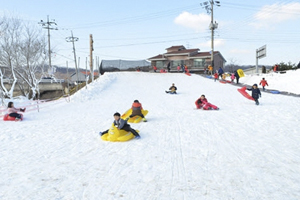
226,58,239,73
15,25,47,99
0,16,48,99
0,17,21,98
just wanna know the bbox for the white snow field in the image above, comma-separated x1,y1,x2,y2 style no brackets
1,71,300,200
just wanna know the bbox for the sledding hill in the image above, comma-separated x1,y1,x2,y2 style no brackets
1,72,300,199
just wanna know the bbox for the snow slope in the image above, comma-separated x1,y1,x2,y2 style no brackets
1,72,300,200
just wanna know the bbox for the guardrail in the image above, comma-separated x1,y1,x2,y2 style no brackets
0,96,69,119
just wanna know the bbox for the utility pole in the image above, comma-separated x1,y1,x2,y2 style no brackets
39,15,58,74
66,31,79,91
200,1,220,72
90,34,94,82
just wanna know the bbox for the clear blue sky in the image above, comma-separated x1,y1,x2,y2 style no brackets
1,0,300,67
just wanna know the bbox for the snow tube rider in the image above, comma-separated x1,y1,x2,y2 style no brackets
126,100,147,122
7,102,26,121
165,83,177,94
100,112,140,139
195,95,219,110
247,84,261,105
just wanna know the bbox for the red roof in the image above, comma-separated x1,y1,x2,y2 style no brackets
166,45,185,50
148,54,165,60
164,48,199,54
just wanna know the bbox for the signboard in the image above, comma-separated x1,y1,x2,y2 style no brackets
256,45,266,59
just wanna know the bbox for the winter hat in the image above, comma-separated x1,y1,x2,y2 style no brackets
253,84,258,87
134,100,139,103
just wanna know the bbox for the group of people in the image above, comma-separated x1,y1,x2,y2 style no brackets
100,100,146,139
165,83,219,110
212,67,241,84
153,64,189,73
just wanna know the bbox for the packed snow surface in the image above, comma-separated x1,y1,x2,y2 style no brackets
1,71,300,200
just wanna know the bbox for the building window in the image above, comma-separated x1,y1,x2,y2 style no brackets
156,61,164,68
172,60,183,68
193,59,205,68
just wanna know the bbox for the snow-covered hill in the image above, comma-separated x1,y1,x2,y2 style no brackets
1,71,300,199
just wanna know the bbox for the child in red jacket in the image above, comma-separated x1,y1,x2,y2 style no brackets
259,78,269,91
127,100,147,122
213,72,218,82
195,95,219,110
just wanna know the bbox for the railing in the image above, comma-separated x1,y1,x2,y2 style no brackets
0,96,69,119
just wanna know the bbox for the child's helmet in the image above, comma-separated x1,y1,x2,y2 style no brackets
134,100,139,103
253,84,258,87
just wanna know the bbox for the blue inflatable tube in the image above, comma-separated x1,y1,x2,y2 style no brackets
270,91,280,94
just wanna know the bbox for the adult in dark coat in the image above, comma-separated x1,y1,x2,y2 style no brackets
247,84,261,105
167,62,171,72
181,64,185,73
218,67,224,78
234,70,240,84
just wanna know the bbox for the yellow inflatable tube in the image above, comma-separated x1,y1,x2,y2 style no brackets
101,123,136,142
121,109,148,123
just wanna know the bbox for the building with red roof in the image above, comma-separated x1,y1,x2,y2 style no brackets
148,45,226,72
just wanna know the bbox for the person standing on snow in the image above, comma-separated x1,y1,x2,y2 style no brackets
259,78,269,91
181,64,185,73
230,73,235,83
247,84,261,105
153,65,157,72
214,71,218,82
218,67,224,79
234,70,240,84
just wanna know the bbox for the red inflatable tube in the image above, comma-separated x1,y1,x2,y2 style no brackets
3,114,23,121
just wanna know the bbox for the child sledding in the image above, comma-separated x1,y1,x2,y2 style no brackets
100,112,140,142
195,95,219,110
165,83,177,94
3,102,26,121
122,100,148,123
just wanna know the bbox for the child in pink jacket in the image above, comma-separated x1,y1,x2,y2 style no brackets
230,73,235,82
195,95,219,110
7,102,25,121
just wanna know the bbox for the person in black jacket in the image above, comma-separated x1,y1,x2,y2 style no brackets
165,83,177,94
247,84,261,105
100,112,140,139
234,70,240,84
